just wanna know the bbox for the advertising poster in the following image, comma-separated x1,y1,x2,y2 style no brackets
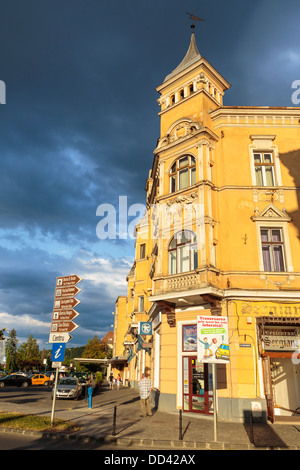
197,315,229,364
182,324,197,351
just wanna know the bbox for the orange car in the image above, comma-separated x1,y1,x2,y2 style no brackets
30,374,50,386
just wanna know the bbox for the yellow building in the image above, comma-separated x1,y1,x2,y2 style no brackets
113,32,300,422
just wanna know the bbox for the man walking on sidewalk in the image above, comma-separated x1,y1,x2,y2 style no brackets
138,373,153,417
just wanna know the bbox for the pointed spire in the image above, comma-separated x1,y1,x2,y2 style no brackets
164,33,201,83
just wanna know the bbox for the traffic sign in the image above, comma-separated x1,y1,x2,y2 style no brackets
55,286,81,298
51,343,66,362
49,332,73,343
56,275,82,287
52,362,62,368
51,320,78,333
52,309,79,322
53,297,80,310
50,274,81,344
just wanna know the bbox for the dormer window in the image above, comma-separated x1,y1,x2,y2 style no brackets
170,155,196,193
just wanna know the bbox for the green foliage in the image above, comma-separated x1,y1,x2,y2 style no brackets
0,328,111,374
0,329,6,341
5,329,18,371
82,335,107,359
95,371,103,384
17,335,41,370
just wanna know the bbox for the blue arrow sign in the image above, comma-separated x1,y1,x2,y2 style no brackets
51,343,66,362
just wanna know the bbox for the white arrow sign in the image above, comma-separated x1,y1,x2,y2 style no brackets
49,332,73,343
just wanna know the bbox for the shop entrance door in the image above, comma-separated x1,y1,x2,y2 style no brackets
262,356,274,422
183,356,213,414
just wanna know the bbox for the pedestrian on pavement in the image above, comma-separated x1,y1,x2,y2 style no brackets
109,373,114,390
138,372,153,417
116,373,121,390
49,372,54,387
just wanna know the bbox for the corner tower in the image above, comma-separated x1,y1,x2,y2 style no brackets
156,32,231,137
150,33,231,286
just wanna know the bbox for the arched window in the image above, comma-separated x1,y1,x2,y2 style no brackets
170,155,196,193
168,230,198,275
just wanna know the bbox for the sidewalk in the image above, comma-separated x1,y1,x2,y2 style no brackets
1,385,300,449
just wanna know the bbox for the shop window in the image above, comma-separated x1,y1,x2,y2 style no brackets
260,228,285,272
168,230,198,274
170,155,196,193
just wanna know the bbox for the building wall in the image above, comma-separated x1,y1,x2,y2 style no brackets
113,34,300,421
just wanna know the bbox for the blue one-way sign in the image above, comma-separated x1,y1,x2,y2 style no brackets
51,343,66,362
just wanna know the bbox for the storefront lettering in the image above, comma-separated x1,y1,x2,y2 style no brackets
263,336,300,350
241,302,300,316
261,326,300,351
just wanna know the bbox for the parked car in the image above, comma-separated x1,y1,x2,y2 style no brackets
52,377,82,400
0,374,32,388
29,373,50,386
70,372,88,380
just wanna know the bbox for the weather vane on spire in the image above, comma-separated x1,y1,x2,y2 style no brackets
185,11,205,29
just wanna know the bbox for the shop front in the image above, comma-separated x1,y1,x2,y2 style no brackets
258,318,300,422
181,323,214,415
182,357,213,414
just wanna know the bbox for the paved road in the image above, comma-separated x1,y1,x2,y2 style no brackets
0,432,151,451
1,385,300,450
0,384,80,411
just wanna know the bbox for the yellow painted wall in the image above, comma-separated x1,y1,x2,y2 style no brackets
113,35,300,417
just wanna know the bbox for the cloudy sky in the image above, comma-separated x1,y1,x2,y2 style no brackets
0,0,300,350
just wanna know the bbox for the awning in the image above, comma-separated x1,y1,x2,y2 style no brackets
109,356,128,365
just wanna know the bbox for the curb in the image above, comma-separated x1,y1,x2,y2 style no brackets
1,426,299,450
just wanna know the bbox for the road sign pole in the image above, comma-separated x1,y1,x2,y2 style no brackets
51,367,59,426
213,363,218,442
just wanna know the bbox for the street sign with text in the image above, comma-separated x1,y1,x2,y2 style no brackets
49,332,73,343
53,297,80,310
51,320,79,333
49,274,81,344
56,275,82,287
52,309,79,322
55,286,81,298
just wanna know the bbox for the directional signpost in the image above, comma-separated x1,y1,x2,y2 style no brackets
49,274,82,425
49,275,82,345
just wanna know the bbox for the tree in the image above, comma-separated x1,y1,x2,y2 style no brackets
5,329,18,371
82,335,107,359
0,328,6,340
17,335,41,371
81,335,107,373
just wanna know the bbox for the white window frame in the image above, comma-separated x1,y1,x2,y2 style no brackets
168,230,198,275
249,135,282,188
138,295,144,312
260,227,286,272
169,155,196,193
255,221,293,273
253,151,275,187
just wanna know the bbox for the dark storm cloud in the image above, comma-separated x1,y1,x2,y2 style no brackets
0,0,161,242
